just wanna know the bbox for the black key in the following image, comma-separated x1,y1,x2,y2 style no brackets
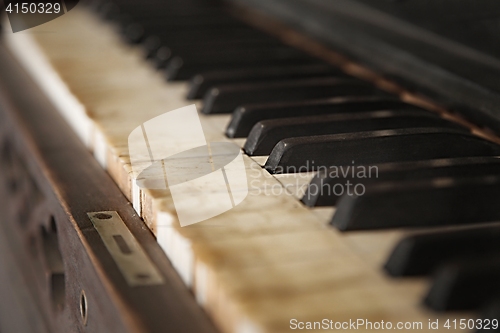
98,1,122,21
167,51,313,81
385,225,500,277
150,28,272,51
202,78,380,114
265,128,500,174
303,156,500,207
123,18,249,43
149,27,271,45
226,97,413,138
157,45,304,71
148,27,272,46
332,174,500,230
425,257,500,311
126,7,232,18
127,14,240,30
141,36,166,59
187,64,344,100
140,28,274,61
151,39,281,65
245,110,463,156
115,4,230,29
143,34,276,60
138,23,265,46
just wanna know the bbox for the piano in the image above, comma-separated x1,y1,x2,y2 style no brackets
1,0,500,332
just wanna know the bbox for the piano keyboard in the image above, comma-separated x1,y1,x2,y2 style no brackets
3,0,500,332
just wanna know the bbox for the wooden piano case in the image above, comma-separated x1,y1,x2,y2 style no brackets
0,43,218,333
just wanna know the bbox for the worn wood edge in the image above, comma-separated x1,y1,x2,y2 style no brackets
0,41,224,333
0,44,147,333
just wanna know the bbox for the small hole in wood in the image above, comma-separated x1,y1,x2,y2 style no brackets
135,273,150,280
80,290,88,326
94,213,112,220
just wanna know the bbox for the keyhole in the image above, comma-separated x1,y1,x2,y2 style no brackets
80,290,88,326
